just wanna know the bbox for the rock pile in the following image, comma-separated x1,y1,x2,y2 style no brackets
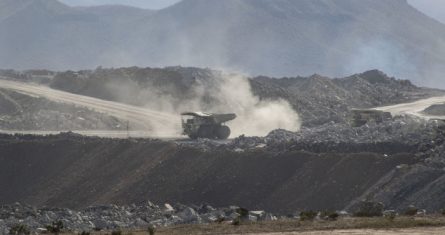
182,116,444,153
0,202,276,233
423,104,445,116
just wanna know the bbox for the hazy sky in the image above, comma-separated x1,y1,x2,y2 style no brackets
408,0,445,24
59,0,445,24
59,0,181,10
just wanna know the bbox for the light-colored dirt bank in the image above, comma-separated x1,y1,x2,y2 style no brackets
375,95,445,120
0,78,181,136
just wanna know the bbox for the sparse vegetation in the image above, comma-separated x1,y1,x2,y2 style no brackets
46,220,64,234
54,216,445,235
354,201,384,217
383,210,397,221
403,205,418,216
229,207,250,226
320,211,339,221
8,224,30,235
231,217,241,226
236,208,249,218
215,217,225,224
111,230,122,235
299,210,318,221
147,225,155,235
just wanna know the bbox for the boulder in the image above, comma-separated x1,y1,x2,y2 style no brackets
0,220,8,235
0,202,276,232
177,207,201,223
163,204,175,213
249,211,266,220
383,210,397,218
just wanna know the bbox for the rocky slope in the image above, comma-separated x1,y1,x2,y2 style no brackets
1,117,443,214
423,104,445,116
1,0,445,86
1,67,443,132
0,202,275,233
0,88,125,131
46,67,444,127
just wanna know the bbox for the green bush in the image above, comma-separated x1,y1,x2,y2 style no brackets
300,210,318,221
8,224,30,235
45,220,64,234
320,211,339,221
353,201,384,217
236,208,249,218
232,217,241,226
383,210,397,221
148,225,156,235
403,205,418,216
386,213,396,221
215,217,225,224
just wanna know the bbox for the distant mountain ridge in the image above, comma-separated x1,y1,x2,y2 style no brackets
1,0,445,87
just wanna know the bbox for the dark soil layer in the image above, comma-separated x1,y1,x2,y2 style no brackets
0,134,420,213
423,104,445,116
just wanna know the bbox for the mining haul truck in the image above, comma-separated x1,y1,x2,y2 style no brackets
181,112,236,139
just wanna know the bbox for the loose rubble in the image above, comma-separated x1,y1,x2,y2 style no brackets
423,104,445,116
0,88,126,131
181,115,444,153
0,202,277,233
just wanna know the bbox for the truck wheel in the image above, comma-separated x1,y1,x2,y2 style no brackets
197,126,214,139
215,126,231,140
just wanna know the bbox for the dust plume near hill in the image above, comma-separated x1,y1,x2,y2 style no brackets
1,66,443,136
0,69,301,136
101,70,301,136
46,67,443,128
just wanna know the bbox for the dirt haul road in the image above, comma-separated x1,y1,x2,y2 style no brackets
0,78,181,137
250,226,445,235
374,95,445,120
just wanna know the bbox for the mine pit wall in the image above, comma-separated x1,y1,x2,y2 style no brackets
0,134,420,214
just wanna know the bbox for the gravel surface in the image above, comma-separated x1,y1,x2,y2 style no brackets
249,227,445,235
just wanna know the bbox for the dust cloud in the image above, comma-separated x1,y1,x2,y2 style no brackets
201,73,301,137
105,71,301,137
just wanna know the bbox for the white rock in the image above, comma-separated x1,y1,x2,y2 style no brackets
250,211,266,219
36,228,48,233
164,203,175,212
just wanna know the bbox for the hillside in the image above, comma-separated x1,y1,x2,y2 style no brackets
0,133,420,212
0,116,443,213
0,87,125,131
1,67,443,131
47,67,444,127
1,0,445,86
